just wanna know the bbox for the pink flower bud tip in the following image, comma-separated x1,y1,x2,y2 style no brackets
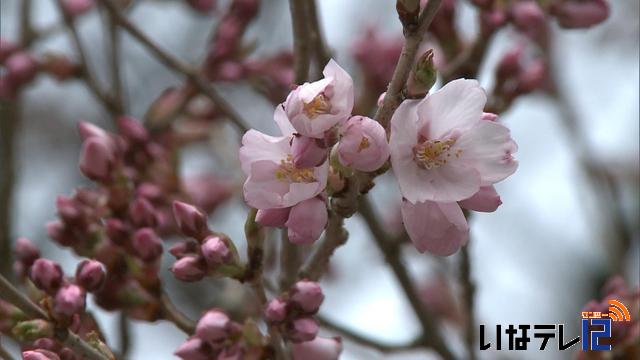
29,259,63,294
175,337,211,360
289,317,319,343
195,309,230,342
105,218,128,245
186,0,217,13
77,121,108,140
338,116,390,172
79,136,116,182
255,208,291,228
75,259,106,292
169,240,199,259
61,0,95,17
22,350,61,360
291,280,324,313
286,197,328,245
292,336,343,360
265,298,288,323
53,284,86,317
554,0,609,29
132,228,163,262
170,256,206,282
5,51,39,85
291,135,327,168
511,1,546,32
129,197,158,227
201,236,232,267
173,201,209,239
117,116,149,143
15,237,40,264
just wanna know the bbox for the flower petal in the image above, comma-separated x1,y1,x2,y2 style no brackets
274,104,295,137
458,185,502,212
239,130,289,174
401,200,468,256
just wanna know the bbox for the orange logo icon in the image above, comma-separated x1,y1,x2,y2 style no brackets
606,300,631,322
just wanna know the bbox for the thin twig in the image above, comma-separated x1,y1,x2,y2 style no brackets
318,314,422,353
459,243,476,360
106,8,126,113
373,0,443,128
358,199,455,360
297,212,347,281
0,342,15,360
289,0,311,84
117,312,130,359
159,292,196,334
97,0,250,133
278,230,299,291
306,0,331,74
0,275,109,360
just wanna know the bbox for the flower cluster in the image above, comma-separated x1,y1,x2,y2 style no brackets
390,79,518,255
169,201,242,282
240,60,390,244
264,280,325,343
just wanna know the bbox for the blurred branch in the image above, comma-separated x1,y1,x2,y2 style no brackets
54,0,123,115
297,212,347,281
159,291,196,334
279,230,299,291
0,275,109,360
459,242,476,360
289,0,311,84
318,314,422,353
117,312,130,360
0,342,15,360
358,198,455,360
106,8,126,113
97,0,250,133
442,27,495,82
306,0,331,74
374,0,443,128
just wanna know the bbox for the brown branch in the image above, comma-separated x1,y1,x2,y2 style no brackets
306,0,331,74
278,230,299,291
318,314,422,353
117,312,130,359
159,292,197,334
97,0,250,133
297,212,347,281
106,8,126,113
373,0,443,128
358,198,455,360
289,0,311,84
0,275,109,360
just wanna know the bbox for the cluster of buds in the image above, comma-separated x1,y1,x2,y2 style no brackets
169,201,242,282
175,309,267,359
264,280,324,343
240,59,390,244
352,28,403,97
578,276,639,358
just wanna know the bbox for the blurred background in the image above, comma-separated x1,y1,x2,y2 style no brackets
0,0,638,359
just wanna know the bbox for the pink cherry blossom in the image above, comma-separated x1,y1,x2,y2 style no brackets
553,0,609,29
389,79,518,204
338,115,390,172
283,59,354,139
285,197,328,245
400,199,469,256
239,107,328,209
292,337,342,360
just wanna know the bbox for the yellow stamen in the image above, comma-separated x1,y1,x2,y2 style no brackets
303,94,331,119
357,137,370,152
275,155,316,183
414,138,459,169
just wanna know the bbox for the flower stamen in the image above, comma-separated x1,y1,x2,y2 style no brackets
276,155,316,183
303,94,331,119
413,138,458,169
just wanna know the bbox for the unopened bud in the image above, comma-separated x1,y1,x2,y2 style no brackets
288,317,319,343
170,256,206,282
292,336,343,360
75,259,106,292
291,135,328,168
61,0,95,17
29,259,63,295
174,337,211,360
291,280,324,313
22,350,60,360
15,237,40,265
172,201,209,240
79,136,117,182
201,236,233,267
129,197,158,228
553,0,609,29
408,50,437,97
510,1,546,34
132,228,163,262
12,319,54,341
195,309,230,342
286,197,328,245
53,284,86,317
264,298,288,323
105,218,129,246
338,116,389,172
117,116,149,143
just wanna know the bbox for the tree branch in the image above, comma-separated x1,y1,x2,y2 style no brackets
306,0,331,73
159,291,196,334
459,242,476,360
97,0,250,133
297,212,347,281
289,0,311,84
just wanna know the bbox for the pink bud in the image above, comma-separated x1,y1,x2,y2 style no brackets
117,116,149,143
172,201,209,240
291,280,324,313
181,174,233,213
61,0,95,17
289,317,319,343
105,218,128,246
169,240,199,259
136,183,163,200
75,260,106,292
77,121,108,141
459,186,502,213
553,0,609,29
510,1,546,33
292,337,343,360
377,92,386,107
129,197,158,227
481,9,507,32
22,350,60,360
185,0,217,13
286,197,328,245
517,59,546,93
338,116,389,172
29,259,63,294
53,284,86,317
79,136,116,182
291,135,328,168
56,195,81,223
5,51,38,85
41,53,78,81
15,237,40,265
170,256,206,282
201,236,232,267
174,337,211,360
496,46,523,82
255,208,291,227
264,298,288,323
0,37,19,64
46,220,74,247
132,228,163,262
195,309,230,342
481,112,498,122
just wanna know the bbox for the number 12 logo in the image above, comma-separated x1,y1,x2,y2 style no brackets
581,318,612,351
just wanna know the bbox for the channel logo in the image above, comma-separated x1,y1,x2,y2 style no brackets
581,299,631,351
